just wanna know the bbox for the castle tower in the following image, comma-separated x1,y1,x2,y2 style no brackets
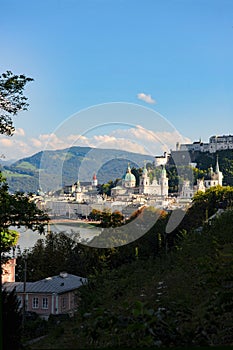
159,165,169,197
92,173,98,187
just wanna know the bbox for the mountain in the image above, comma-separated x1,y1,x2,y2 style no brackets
0,159,17,166
2,147,154,193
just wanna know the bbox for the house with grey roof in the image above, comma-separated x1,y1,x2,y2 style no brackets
3,272,87,319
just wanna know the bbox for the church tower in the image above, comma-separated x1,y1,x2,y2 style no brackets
139,163,150,194
215,156,223,186
204,156,223,189
92,173,98,187
159,165,169,197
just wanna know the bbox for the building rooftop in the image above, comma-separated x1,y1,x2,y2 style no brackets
3,273,87,294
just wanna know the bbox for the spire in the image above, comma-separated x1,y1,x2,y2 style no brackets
161,164,166,178
143,161,147,175
209,165,213,177
76,180,81,193
215,155,220,173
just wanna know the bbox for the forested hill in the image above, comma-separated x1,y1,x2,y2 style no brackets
169,149,233,186
1,146,154,193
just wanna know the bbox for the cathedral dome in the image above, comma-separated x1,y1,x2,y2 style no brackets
124,172,136,182
123,164,136,187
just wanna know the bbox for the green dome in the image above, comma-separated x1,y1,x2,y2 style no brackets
123,164,136,182
124,172,136,182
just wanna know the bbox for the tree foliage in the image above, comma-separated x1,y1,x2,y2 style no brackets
0,172,49,254
2,288,23,350
0,70,33,136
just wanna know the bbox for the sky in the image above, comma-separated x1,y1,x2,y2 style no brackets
0,0,233,160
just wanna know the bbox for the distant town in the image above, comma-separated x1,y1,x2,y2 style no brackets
33,134,232,220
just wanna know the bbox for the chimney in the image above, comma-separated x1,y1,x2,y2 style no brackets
59,272,68,278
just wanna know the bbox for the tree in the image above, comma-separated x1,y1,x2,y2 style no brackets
111,210,124,227
0,70,33,136
89,209,102,221
0,71,48,256
0,173,49,255
2,288,23,350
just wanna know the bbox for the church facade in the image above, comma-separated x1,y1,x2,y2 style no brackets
180,157,223,199
111,164,169,198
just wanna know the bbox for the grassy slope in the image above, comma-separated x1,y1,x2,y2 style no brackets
30,210,233,349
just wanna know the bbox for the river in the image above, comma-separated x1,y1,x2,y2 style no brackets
15,221,101,251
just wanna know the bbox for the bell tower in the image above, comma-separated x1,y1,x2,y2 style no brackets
92,173,98,186
160,165,169,197
139,163,150,194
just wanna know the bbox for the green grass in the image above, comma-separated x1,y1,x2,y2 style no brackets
54,222,98,228
3,170,31,178
16,161,37,171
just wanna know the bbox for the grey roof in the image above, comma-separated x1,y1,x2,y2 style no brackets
3,273,87,294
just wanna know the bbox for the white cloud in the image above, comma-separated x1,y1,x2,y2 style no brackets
0,138,13,147
90,134,148,154
110,126,191,155
31,138,42,148
137,92,156,104
14,128,25,137
0,124,191,161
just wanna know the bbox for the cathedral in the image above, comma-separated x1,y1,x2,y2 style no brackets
111,163,169,198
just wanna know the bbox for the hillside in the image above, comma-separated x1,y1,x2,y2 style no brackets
169,149,233,186
29,207,233,349
1,147,154,193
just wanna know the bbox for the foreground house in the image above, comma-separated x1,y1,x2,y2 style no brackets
3,272,87,319
1,258,16,283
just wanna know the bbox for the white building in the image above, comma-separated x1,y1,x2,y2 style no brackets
139,164,169,197
204,157,223,188
111,163,169,198
176,134,233,153
154,152,169,167
180,157,223,199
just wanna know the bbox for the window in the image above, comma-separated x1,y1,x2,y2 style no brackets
32,297,39,309
62,296,67,308
42,297,48,309
17,296,23,308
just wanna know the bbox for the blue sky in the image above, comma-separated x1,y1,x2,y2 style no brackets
1,0,233,160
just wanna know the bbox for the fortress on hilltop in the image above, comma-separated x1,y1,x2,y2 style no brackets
176,134,233,153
